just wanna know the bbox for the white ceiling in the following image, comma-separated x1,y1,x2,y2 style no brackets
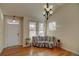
0,3,64,20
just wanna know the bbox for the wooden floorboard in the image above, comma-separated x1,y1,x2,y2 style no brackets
0,46,74,56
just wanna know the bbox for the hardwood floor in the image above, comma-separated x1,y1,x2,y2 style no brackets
0,46,74,56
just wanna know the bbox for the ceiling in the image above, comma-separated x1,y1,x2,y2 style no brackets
0,3,64,20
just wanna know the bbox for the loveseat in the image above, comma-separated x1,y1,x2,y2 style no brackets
32,36,56,48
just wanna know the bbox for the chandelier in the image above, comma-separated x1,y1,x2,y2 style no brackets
43,3,53,20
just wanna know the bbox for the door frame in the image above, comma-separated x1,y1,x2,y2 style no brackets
4,16,23,48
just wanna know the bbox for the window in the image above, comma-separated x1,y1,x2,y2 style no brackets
48,21,56,31
29,21,45,39
38,23,44,36
29,22,36,39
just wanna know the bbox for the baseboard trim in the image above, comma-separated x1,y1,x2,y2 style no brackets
62,47,79,55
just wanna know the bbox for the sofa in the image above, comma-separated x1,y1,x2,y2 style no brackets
32,36,56,48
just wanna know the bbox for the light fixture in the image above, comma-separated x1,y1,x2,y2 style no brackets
12,16,16,22
43,3,53,20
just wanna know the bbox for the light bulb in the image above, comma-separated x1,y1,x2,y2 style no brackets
49,5,53,9
46,8,50,11
49,10,53,14
13,20,16,22
43,11,45,15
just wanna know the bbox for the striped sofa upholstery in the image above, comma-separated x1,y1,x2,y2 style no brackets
32,36,56,48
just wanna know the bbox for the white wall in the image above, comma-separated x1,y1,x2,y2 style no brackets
48,4,79,54
0,8,4,53
23,17,29,47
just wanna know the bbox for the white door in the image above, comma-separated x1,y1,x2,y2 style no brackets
6,23,21,47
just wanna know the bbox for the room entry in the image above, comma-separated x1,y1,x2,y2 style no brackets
5,16,22,47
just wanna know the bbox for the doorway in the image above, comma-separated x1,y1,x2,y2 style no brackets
7,24,21,47
5,16,22,47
